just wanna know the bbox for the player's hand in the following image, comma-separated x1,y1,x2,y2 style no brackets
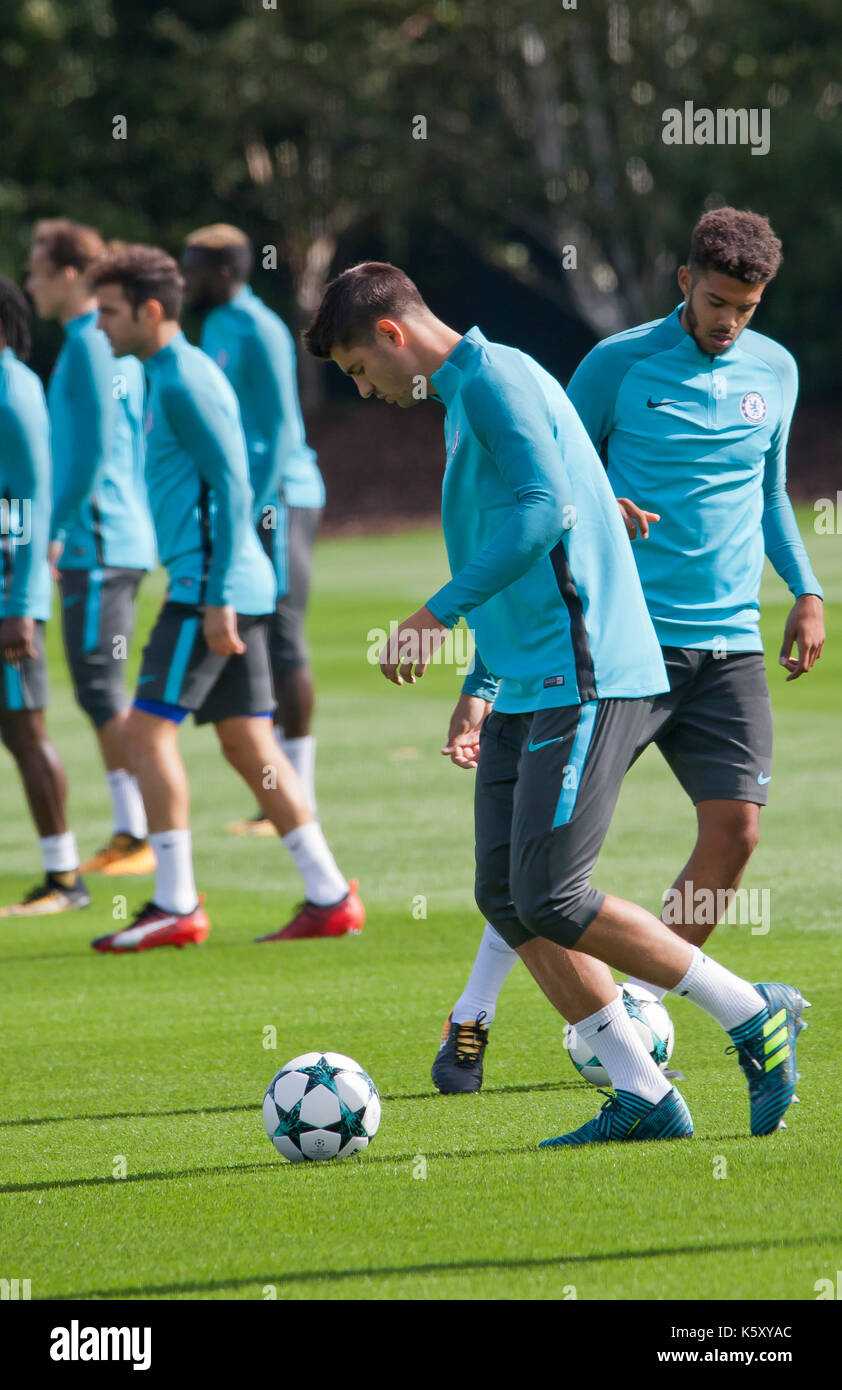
48,540,63,580
779,594,825,681
0,616,38,664
379,605,450,685
616,497,660,540
441,694,492,769
203,604,246,657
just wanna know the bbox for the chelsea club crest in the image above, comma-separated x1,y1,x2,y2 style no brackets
740,391,767,423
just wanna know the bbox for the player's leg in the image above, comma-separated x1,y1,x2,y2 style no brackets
188,612,361,941
510,700,802,1140
59,568,153,875
271,505,321,811
627,650,772,997
0,629,89,915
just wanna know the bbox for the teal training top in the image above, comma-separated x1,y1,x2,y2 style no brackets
143,331,276,614
566,306,823,651
201,286,324,544
47,309,155,572
0,347,51,621
425,327,668,713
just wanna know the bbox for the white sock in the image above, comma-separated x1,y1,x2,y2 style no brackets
277,734,317,815
149,829,198,916
282,822,348,906
626,975,668,1003
672,945,766,1031
107,769,147,839
452,923,518,1024
40,832,79,875
576,995,672,1104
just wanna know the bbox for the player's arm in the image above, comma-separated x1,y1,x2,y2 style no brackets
761,356,825,680
567,342,659,540
425,371,576,628
0,396,50,661
159,380,253,654
49,335,115,543
244,332,297,523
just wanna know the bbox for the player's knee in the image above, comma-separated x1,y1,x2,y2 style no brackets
700,805,759,869
511,874,594,950
0,713,39,760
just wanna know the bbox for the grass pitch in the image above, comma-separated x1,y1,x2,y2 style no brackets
1,514,840,1301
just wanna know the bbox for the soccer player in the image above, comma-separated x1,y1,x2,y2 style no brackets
25,219,157,876
90,246,362,950
305,261,806,1143
429,207,825,1096
0,276,89,916
180,225,325,831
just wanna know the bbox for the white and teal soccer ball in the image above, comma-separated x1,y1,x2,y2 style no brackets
263,1052,381,1163
563,984,675,1087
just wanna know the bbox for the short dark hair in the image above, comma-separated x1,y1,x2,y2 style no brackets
688,208,782,285
304,261,427,358
0,276,31,360
92,244,184,320
32,218,105,274
183,224,253,281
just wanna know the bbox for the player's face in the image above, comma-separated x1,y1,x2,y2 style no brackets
181,251,229,312
25,245,70,319
96,283,143,358
678,267,766,355
331,330,418,408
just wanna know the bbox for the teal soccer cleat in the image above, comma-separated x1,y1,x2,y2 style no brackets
727,982,810,1136
540,1086,694,1148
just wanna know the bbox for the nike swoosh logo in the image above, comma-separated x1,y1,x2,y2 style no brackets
646,397,686,409
596,1020,612,1033
528,735,567,752
757,772,772,785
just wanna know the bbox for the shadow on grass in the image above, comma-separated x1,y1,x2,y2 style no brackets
0,1079,583,1130
0,1129,772,1197
56,1230,838,1301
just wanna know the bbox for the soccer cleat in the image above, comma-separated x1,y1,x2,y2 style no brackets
91,900,210,952
726,982,808,1136
540,1087,694,1147
226,814,277,838
0,873,91,917
431,1012,489,1094
80,833,157,876
254,881,364,941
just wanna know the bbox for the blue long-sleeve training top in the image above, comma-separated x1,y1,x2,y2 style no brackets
425,327,668,713
566,306,823,651
0,346,52,622
201,286,324,589
143,330,276,614
47,309,155,572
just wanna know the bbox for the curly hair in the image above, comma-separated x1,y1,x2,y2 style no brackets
688,208,782,285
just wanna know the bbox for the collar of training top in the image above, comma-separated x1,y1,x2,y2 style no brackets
64,308,98,338
144,328,187,373
430,325,487,405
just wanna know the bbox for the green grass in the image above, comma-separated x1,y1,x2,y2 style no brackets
1,511,840,1301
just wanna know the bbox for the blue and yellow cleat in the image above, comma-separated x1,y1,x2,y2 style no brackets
727,982,809,1136
540,1086,694,1147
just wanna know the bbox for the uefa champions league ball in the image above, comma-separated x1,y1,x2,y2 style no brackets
263,1052,381,1163
563,984,675,1087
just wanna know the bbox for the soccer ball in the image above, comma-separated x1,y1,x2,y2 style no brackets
263,1052,381,1163
563,984,675,1087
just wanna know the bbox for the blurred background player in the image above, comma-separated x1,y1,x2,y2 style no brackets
181,224,325,833
430,208,825,1094
0,275,89,916
91,245,362,951
26,219,156,876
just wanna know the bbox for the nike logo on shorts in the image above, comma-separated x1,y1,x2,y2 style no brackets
528,734,567,752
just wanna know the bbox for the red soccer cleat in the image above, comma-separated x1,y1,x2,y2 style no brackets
255,881,364,942
91,900,210,953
